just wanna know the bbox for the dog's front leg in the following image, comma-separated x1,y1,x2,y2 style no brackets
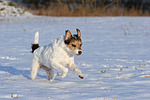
68,63,84,79
51,62,68,78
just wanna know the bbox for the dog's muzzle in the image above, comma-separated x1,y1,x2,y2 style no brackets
76,50,82,56
72,49,82,56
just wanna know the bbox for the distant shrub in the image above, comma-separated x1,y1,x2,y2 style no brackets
7,1,16,7
19,0,150,16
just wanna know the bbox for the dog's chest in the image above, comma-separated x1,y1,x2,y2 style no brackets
55,48,73,66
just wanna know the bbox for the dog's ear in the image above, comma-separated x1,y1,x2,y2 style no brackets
65,30,72,41
76,28,81,39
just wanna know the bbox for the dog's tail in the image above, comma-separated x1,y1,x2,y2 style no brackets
31,31,40,53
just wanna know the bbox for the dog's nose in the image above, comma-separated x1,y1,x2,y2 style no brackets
78,51,82,55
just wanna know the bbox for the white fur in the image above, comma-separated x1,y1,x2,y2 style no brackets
34,31,39,44
31,33,84,81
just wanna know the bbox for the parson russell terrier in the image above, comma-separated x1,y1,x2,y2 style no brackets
31,29,84,81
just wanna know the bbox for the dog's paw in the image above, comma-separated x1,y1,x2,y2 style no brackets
79,75,84,79
61,73,67,78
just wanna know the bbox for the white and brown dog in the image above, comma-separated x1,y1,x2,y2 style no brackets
31,29,84,81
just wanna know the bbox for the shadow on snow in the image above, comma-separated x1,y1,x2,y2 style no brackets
0,65,47,79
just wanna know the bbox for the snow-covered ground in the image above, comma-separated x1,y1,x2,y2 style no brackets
0,0,32,17
0,15,150,100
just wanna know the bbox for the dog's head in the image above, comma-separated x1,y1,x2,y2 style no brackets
64,29,82,56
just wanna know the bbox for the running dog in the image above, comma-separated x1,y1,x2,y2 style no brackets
31,29,84,81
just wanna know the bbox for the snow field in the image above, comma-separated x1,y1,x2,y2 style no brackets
0,16,150,100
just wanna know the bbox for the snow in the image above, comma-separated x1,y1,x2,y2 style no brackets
0,14,150,100
0,0,32,17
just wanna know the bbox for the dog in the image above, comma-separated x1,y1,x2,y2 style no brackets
31,29,84,81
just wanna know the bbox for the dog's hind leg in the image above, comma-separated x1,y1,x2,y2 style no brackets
30,59,40,80
41,65,54,81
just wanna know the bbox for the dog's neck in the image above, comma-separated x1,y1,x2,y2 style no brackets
56,36,74,57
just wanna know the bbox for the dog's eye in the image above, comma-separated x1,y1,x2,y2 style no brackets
72,44,76,47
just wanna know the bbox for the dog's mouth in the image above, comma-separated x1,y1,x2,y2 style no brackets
75,54,81,56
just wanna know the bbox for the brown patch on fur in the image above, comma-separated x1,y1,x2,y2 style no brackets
65,30,72,41
76,28,81,39
68,40,82,50
64,29,81,45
